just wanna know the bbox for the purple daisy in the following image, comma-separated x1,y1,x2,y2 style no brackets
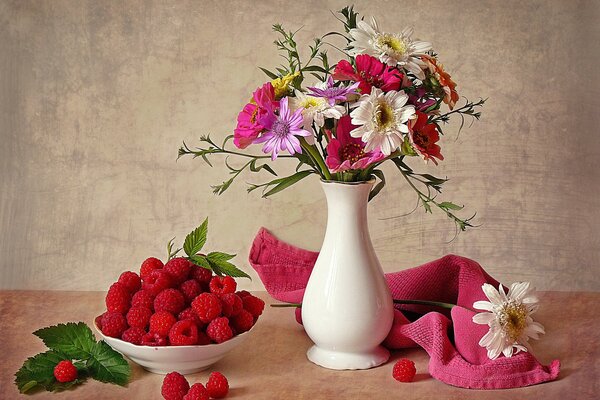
255,97,312,160
307,76,360,106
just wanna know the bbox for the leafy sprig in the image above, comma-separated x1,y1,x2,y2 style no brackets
15,322,130,394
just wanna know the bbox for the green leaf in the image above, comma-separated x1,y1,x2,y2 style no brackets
369,170,386,201
15,350,85,393
189,254,212,270
33,322,96,360
249,159,277,176
400,137,417,156
262,170,313,197
88,341,130,386
422,200,432,213
183,218,208,256
438,201,464,211
206,252,251,279
259,66,279,79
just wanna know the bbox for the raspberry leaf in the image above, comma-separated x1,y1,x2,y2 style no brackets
14,350,85,393
33,322,96,360
206,252,251,279
183,218,209,257
189,254,212,270
87,341,130,386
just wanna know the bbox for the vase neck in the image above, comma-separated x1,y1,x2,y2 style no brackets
320,181,374,221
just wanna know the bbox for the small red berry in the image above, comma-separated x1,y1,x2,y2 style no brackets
206,317,233,344
183,383,209,400
180,279,203,303
118,271,142,293
121,327,146,345
143,269,174,296
105,282,131,314
154,288,186,315
140,257,164,279
242,294,265,318
164,257,192,285
131,289,155,310
196,331,212,345
209,276,237,295
126,306,152,329
141,331,168,346
191,266,212,284
220,293,243,317
53,360,78,383
169,319,199,346
392,358,416,382
206,371,229,399
149,311,177,336
231,309,254,333
235,290,251,298
161,371,190,400
101,312,128,338
191,293,222,323
178,307,203,326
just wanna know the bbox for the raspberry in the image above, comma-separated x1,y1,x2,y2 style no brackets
143,269,173,296
392,358,416,382
242,295,264,318
209,276,237,295
53,360,78,383
191,266,212,284
131,289,155,310
101,312,128,338
206,317,233,344
118,271,141,293
121,327,146,345
105,282,131,314
231,309,254,333
220,293,243,317
94,313,105,330
235,290,251,298
191,293,222,323
149,311,177,336
178,307,203,326
126,306,152,329
141,331,168,346
154,288,186,315
180,279,202,303
183,383,209,400
161,371,190,400
164,257,192,285
169,319,199,346
140,257,164,279
206,372,229,399
196,331,212,345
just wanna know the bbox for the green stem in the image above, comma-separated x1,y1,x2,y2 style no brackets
270,303,301,308
393,299,456,310
300,138,332,180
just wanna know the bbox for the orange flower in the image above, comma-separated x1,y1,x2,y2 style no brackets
422,56,459,110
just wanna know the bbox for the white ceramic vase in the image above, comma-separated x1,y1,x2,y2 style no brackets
301,179,394,370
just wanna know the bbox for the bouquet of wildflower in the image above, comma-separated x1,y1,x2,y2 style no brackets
179,6,485,232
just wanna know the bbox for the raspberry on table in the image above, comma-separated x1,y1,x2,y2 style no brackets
242,294,265,318
105,282,131,314
206,317,233,344
141,331,168,346
392,358,416,382
206,371,229,399
154,288,186,315
180,279,203,303
161,371,190,400
140,257,164,280
126,306,152,329
209,276,237,295
191,266,212,284
231,309,254,333
121,327,146,345
178,307,203,326
191,293,222,323
118,271,142,293
183,383,209,400
53,360,78,383
220,293,243,317
169,319,199,346
101,312,128,338
143,269,174,296
164,257,192,285
149,311,177,336
131,289,155,310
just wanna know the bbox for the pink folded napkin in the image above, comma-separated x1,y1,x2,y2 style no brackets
249,228,560,389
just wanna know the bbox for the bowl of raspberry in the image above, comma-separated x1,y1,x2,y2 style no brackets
94,257,264,374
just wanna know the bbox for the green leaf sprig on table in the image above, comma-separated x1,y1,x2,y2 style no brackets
15,322,130,394
167,217,251,279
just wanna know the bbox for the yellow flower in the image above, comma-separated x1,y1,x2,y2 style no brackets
271,72,299,99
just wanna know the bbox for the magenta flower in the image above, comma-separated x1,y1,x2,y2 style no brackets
254,97,312,160
307,76,360,106
333,54,403,94
408,87,437,112
325,115,385,172
234,82,278,149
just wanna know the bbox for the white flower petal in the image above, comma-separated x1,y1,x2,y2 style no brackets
482,283,504,305
473,300,494,311
472,312,495,325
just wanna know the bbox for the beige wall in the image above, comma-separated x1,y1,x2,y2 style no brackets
1,0,599,292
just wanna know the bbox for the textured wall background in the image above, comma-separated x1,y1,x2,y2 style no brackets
1,0,599,292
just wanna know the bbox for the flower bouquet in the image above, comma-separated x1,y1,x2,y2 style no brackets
179,6,486,370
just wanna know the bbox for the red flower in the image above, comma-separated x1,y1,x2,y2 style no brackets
408,111,444,165
333,55,403,94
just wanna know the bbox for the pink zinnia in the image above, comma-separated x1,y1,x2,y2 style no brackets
333,54,402,94
254,97,312,160
234,82,278,149
325,115,385,172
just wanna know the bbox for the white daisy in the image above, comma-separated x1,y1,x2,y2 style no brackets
349,87,415,156
290,89,346,131
349,17,433,80
472,282,546,360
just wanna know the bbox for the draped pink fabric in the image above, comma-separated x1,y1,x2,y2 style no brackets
249,228,560,389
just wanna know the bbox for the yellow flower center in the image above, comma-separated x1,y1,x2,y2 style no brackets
300,97,321,109
498,301,528,342
341,143,365,164
377,34,407,57
373,100,395,131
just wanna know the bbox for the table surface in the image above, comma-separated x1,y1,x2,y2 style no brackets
0,290,598,399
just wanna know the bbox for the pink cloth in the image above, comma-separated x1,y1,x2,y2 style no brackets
249,228,560,389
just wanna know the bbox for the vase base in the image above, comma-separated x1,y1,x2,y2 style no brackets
306,345,390,370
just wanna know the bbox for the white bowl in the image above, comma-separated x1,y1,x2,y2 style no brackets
94,321,253,374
